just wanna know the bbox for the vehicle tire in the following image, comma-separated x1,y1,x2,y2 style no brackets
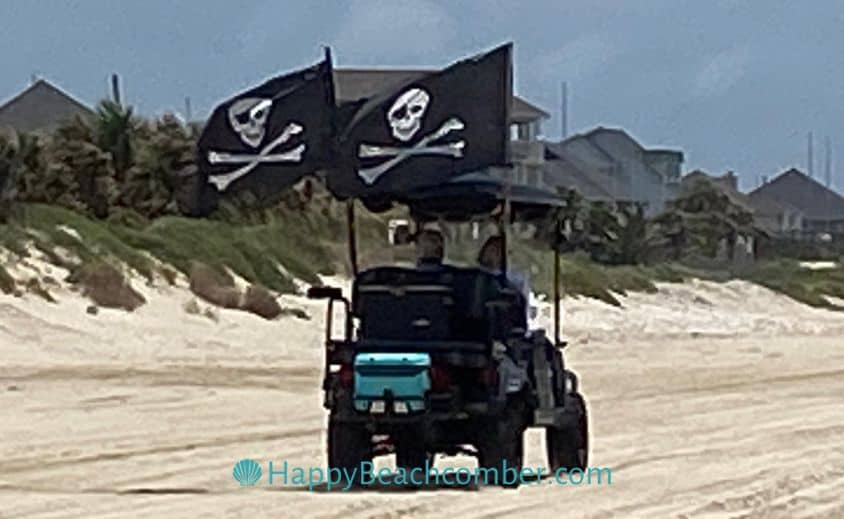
477,398,527,488
546,392,588,472
328,416,371,487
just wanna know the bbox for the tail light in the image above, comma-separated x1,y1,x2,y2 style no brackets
478,365,499,388
430,364,452,392
337,364,354,388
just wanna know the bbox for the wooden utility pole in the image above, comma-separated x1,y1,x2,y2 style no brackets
111,73,122,107
561,81,568,139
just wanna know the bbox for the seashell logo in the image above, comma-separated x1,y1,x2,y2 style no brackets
232,458,263,486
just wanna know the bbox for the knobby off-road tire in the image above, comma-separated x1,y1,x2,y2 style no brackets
478,398,527,488
328,416,372,487
546,392,589,472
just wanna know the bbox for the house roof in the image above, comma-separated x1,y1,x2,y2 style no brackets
748,190,802,218
333,68,549,124
749,168,844,221
583,127,676,182
549,126,681,183
544,135,614,167
0,79,94,133
541,148,628,202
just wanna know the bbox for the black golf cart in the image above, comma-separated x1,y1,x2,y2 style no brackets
308,173,589,487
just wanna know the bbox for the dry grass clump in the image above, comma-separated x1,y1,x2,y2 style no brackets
0,265,14,294
25,278,56,303
70,260,145,310
187,262,240,309
187,262,287,319
241,284,283,319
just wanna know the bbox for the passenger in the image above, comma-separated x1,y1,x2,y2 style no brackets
477,236,532,324
415,229,445,269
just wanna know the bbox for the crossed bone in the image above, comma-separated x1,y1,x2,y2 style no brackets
207,122,305,192
357,117,465,185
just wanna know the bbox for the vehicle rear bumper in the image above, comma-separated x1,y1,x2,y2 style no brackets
331,402,490,425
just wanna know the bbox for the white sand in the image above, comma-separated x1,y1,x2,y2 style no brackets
1,270,844,518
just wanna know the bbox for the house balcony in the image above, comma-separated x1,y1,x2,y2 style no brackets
509,139,545,166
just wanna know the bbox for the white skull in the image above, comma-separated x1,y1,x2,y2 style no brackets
228,97,272,148
387,88,430,142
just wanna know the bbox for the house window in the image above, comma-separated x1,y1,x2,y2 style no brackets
516,122,537,141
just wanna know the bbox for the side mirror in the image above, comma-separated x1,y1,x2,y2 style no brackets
307,285,343,300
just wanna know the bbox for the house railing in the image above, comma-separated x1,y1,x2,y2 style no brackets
509,139,545,166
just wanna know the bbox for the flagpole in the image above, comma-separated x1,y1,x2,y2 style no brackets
501,42,514,274
554,238,561,346
347,199,359,275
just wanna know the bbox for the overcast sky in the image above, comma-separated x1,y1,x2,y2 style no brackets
2,0,843,192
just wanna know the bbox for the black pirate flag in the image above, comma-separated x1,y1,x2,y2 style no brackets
194,50,335,209
327,43,512,199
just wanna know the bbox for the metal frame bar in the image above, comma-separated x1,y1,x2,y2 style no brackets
554,245,561,346
346,199,359,275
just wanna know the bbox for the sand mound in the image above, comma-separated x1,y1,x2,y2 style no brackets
69,261,145,311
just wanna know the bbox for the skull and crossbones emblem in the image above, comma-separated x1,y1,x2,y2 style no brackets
388,88,430,142
206,97,307,192
357,87,466,185
228,97,273,148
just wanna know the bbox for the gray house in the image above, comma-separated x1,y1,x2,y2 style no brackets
749,168,844,234
543,127,683,215
0,79,94,134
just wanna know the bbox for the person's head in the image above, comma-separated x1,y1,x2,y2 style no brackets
415,229,444,265
478,235,504,271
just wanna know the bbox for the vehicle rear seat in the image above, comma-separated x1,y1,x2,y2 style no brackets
353,265,525,343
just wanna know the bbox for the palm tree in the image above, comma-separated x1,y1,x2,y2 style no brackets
0,132,20,222
1,131,48,222
650,179,755,261
94,100,137,179
121,113,195,217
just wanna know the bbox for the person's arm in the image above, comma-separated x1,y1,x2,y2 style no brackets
507,269,530,302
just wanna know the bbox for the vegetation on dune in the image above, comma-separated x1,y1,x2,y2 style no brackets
739,260,844,310
24,278,56,302
1,97,842,312
0,202,354,295
509,246,669,307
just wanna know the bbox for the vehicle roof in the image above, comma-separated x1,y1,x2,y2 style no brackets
382,171,566,221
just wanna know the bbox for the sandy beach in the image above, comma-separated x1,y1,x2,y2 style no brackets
1,271,844,518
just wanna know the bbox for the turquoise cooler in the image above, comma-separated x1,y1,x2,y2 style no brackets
353,353,431,412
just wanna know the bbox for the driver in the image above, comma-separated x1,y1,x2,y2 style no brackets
415,229,445,268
